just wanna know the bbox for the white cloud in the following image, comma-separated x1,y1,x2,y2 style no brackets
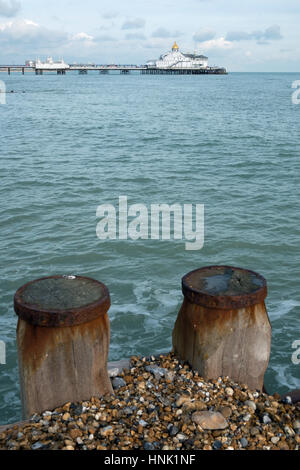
0,0,20,17
200,37,233,50
72,32,94,42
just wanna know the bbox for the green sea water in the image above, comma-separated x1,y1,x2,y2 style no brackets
0,71,299,424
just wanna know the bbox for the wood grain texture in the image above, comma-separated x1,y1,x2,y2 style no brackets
17,313,113,419
172,297,271,391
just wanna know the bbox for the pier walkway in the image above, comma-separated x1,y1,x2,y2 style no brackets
0,65,227,75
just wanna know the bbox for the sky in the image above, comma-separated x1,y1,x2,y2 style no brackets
0,0,299,71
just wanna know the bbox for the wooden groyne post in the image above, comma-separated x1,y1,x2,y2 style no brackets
172,266,272,391
14,275,113,419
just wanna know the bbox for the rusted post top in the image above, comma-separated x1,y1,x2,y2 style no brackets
14,275,110,327
182,266,267,310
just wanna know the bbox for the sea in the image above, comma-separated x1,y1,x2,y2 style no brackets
0,71,299,425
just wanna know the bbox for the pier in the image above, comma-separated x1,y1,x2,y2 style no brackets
0,65,227,75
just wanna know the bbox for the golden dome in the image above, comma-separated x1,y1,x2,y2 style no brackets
172,41,179,51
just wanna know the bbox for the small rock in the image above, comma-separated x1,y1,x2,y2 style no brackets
293,420,300,431
284,425,295,437
145,365,167,380
144,441,154,450
271,437,280,444
212,440,223,450
277,441,290,450
192,411,228,430
281,396,292,405
100,426,113,437
112,377,126,389
225,387,234,397
242,413,252,422
262,414,272,425
177,433,188,442
139,420,147,427
176,396,191,407
108,368,120,378
31,442,45,451
240,438,248,448
245,400,256,411
220,406,232,418
168,425,179,437
250,427,260,437
69,428,82,440
71,404,83,416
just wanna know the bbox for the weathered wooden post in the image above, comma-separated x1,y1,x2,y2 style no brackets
172,266,271,391
14,275,113,419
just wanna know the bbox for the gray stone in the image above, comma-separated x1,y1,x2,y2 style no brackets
144,441,154,450
139,420,147,427
212,440,223,450
31,442,45,450
240,438,248,448
107,359,131,378
168,425,179,437
242,413,252,422
262,414,272,425
145,365,168,380
111,377,126,389
245,400,256,411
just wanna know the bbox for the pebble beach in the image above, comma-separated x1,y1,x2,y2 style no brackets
0,353,299,451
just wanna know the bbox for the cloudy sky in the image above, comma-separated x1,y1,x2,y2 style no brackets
0,0,299,71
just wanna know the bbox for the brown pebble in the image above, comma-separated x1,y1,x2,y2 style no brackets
69,428,83,440
220,406,232,418
192,411,228,430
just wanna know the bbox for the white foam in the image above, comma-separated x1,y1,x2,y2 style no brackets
271,363,300,392
269,299,300,322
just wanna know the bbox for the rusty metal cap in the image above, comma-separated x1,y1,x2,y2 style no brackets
182,265,267,310
14,275,110,327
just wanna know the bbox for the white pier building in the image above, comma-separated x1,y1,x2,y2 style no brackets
35,57,70,70
148,42,208,69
